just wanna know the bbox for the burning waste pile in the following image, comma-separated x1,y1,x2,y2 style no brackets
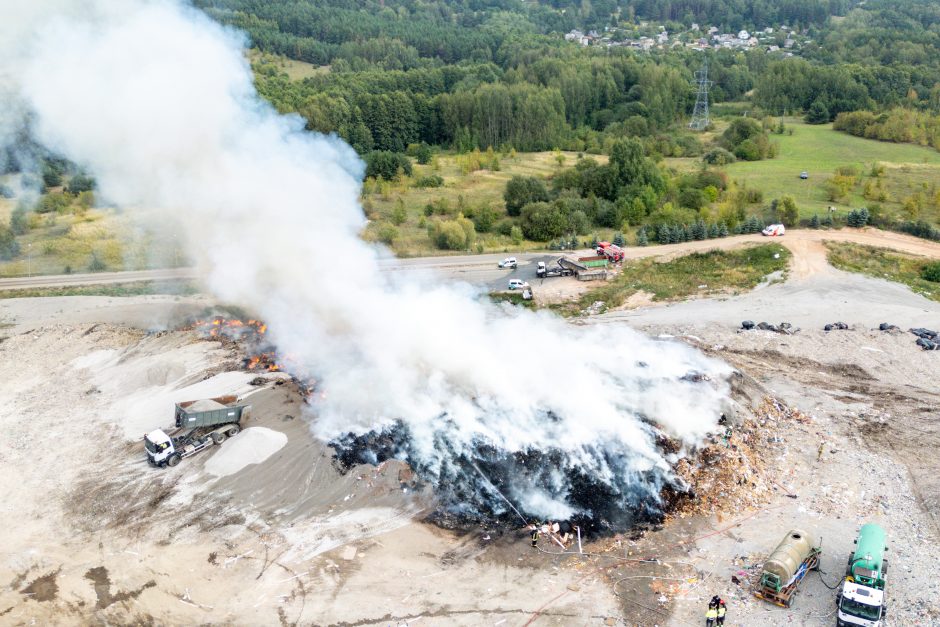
3,0,736,534
187,317,280,372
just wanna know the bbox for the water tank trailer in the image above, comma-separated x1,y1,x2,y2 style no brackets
753,529,821,608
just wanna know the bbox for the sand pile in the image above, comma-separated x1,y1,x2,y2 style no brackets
204,427,287,477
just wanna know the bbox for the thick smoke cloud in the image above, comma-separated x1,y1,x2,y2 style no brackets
1,0,732,525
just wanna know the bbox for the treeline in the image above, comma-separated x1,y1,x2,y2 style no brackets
255,50,701,154
834,109,940,151
622,0,849,30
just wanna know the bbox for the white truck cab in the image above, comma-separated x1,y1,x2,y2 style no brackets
145,429,177,466
837,581,885,627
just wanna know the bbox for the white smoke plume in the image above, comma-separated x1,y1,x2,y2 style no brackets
2,0,733,525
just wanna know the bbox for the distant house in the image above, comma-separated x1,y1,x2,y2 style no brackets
691,23,700,31
738,30,750,40
764,27,774,34
707,26,719,35
767,45,780,52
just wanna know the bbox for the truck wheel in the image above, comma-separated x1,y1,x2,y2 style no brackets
212,432,227,444
167,454,181,467
227,425,240,437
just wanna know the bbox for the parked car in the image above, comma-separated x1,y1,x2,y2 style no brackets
762,224,786,237
508,279,529,290
498,257,517,269
799,171,809,179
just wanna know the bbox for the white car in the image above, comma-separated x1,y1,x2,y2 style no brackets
508,279,529,290
498,257,517,269
762,224,786,237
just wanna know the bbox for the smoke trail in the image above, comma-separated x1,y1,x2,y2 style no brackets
1,0,733,527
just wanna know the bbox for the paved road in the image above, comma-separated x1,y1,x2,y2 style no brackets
3,228,939,292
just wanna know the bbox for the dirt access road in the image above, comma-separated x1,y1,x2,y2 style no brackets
3,227,939,294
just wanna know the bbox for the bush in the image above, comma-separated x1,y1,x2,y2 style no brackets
365,151,412,181
429,216,474,250
703,148,736,165
10,206,29,235
414,174,444,188
846,207,870,228
805,99,830,124
66,174,96,194
504,175,549,216
773,196,799,227
376,223,399,245
923,262,940,283
407,142,433,165
88,252,107,272
0,224,19,260
520,201,567,241
35,193,71,214
472,204,499,233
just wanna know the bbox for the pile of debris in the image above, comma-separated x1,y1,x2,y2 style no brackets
670,397,810,518
740,321,796,334
878,322,901,333
823,321,849,331
910,327,940,350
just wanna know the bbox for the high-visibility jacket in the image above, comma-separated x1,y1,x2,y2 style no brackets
706,608,718,619
717,606,726,617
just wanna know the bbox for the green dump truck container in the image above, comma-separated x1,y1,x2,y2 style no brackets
577,255,609,268
174,395,251,429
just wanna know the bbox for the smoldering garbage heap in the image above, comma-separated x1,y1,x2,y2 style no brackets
670,397,811,518
191,315,793,535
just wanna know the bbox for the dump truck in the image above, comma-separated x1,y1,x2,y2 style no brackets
144,396,251,468
753,529,821,608
837,523,888,627
536,259,574,278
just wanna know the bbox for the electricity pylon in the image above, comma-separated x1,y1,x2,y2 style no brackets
689,60,712,131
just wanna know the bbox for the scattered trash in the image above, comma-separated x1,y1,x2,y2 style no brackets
915,338,939,351
741,321,796,334
909,328,939,350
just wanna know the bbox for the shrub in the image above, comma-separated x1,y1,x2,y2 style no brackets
88,252,107,272
0,224,18,260
414,174,444,188
805,99,830,124
773,196,799,227
703,148,736,165
429,216,474,250
472,204,499,233
376,223,399,245
365,151,412,181
923,262,940,283
504,175,549,216
66,174,96,195
520,201,567,241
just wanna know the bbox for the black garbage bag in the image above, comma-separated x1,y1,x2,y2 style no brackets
741,320,755,330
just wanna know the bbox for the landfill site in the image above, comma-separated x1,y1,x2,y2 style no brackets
2,232,939,627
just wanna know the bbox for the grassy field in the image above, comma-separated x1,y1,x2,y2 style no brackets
361,150,612,256
0,206,185,278
248,50,329,80
826,242,940,302
554,243,790,316
721,120,940,221
0,281,198,300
